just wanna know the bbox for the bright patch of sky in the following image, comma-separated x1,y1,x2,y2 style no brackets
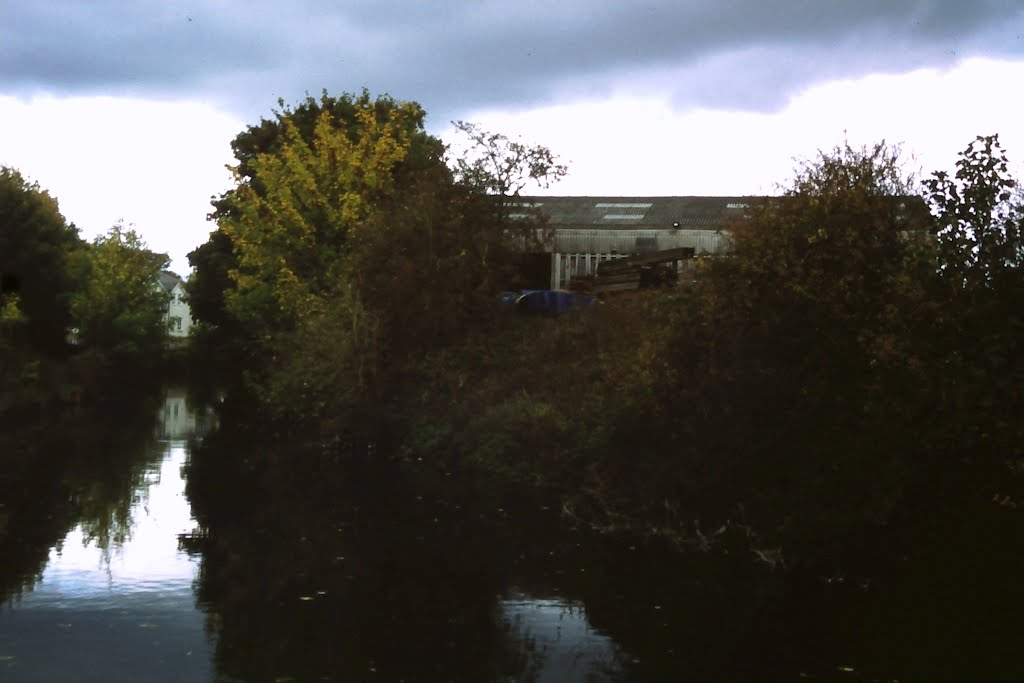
0,96,240,276
462,58,1024,197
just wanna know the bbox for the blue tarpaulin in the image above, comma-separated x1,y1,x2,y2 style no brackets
514,290,597,315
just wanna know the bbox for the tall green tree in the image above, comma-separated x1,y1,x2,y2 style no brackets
191,91,439,335
578,141,939,571
450,120,567,212
0,167,83,354
204,92,453,433
924,134,1024,460
199,92,568,437
215,92,442,332
185,229,238,335
70,223,168,356
926,134,1024,293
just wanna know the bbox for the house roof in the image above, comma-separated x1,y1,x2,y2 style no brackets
158,271,183,293
513,196,768,231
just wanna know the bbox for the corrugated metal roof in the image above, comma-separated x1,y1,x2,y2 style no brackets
516,196,766,230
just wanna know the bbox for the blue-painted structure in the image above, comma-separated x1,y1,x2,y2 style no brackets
513,290,597,315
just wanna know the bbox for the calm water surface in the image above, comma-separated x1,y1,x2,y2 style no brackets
6,386,1016,681
0,390,214,682
0,389,629,683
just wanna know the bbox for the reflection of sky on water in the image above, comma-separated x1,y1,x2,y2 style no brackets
33,446,198,597
501,593,624,683
0,396,214,683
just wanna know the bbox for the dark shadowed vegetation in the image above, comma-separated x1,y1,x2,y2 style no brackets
188,95,1024,588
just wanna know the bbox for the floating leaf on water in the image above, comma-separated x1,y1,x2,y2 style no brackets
316,590,327,596
299,596,314,601
838,665,855,673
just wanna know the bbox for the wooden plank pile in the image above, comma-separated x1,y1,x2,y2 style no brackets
592,247,695,294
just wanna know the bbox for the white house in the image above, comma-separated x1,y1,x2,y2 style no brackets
157,271,194,340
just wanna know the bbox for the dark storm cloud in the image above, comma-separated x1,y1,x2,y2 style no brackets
3,0,1022,123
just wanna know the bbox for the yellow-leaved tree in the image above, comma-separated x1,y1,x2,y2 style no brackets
219,94,429,330
203,91,569,438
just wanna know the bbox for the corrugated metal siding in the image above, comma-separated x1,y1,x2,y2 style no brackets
515,196,750,259
520,195,932,289
552,229,729,255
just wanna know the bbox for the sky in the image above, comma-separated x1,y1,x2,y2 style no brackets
2,1,1023,274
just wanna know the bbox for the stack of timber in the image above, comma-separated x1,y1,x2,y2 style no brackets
592,247,695,294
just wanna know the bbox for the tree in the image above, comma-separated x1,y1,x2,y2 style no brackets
198,93,571,439
926,134,1024,293
215,92,443,333
204,92,457,432
450,120,567,235
924,134,1024,462
450,121,568,197
70,223,169,356
580,141,940,571
186,229,237,333
0,167,83,354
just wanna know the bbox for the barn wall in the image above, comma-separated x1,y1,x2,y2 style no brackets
551,229,729,256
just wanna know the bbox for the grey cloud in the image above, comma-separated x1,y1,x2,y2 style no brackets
2,0,1022,123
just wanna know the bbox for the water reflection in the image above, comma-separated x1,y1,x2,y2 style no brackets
158,387,216,441
500,594,624,683
183,420,633,683
0,388,215,682
8,383,1017,681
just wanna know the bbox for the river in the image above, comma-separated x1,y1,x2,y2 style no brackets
0,388,214,681
0,388,637,682
3,386,1022,681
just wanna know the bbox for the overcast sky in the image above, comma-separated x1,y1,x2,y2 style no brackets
2,1,1023,273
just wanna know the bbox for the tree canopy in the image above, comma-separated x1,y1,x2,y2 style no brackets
217,93,439,332
192,91,567,433
0,167,83,354
70,223,169,356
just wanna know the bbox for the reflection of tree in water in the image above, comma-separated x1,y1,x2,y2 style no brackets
184,419,630,683
191,401,1024,682
0,380,166,606
185,436,501,680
